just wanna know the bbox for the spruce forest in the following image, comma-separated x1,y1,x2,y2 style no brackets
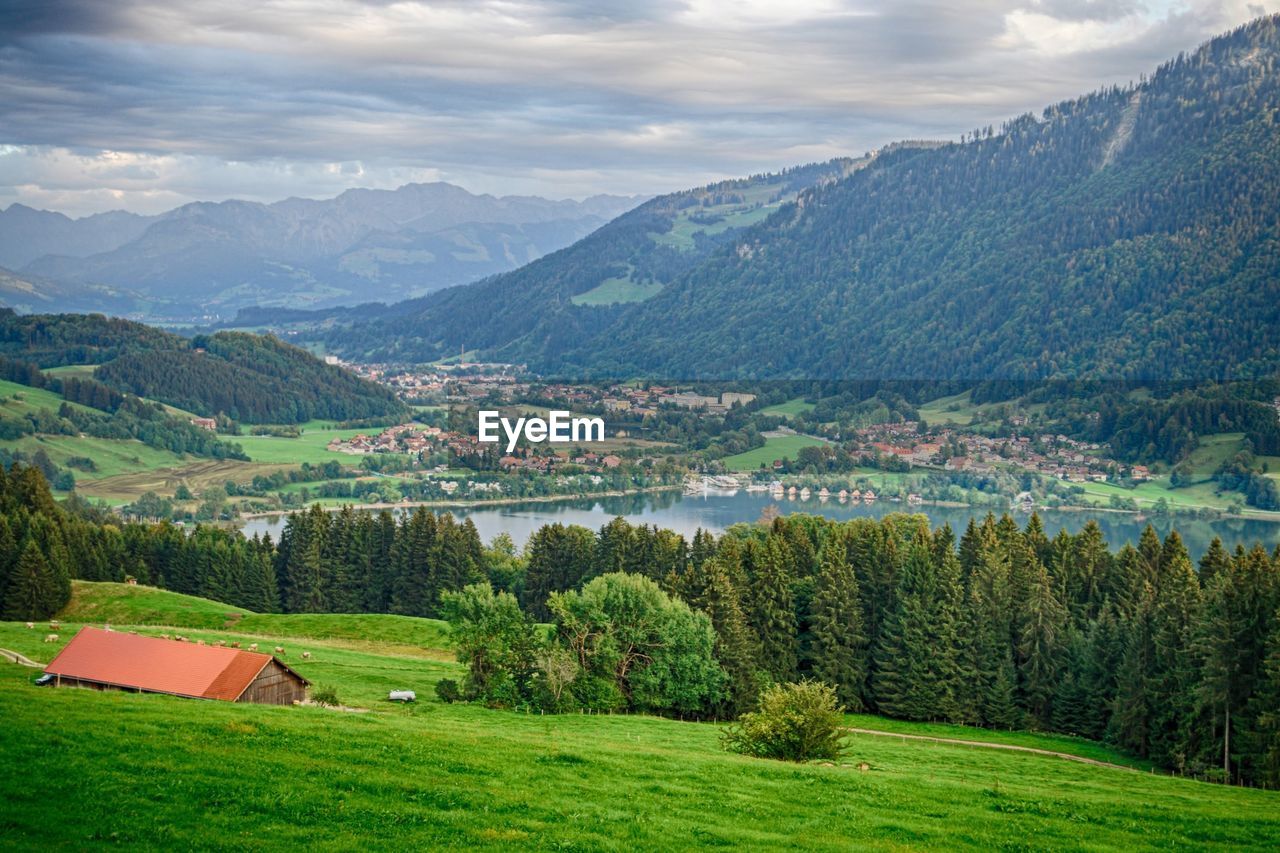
0,310,405,424
6,462,1280,788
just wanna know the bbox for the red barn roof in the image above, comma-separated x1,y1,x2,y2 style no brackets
44,627,307,701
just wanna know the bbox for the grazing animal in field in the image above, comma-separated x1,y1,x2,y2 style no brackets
301,652,311,660
216,640,226,647
230,642,240,648
25,622,33,629
44,634,59,643
248,643,258,652
274,646,285,656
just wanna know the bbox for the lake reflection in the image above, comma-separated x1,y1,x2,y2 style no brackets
240,491,1280,561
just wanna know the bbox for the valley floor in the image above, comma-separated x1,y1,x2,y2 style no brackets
0,589,1278,849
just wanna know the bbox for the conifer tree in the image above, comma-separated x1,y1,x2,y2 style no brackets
1079,603,1124,740
1196,563,1241,781
2,540,56,620
1051,629,1091,736
810,534,867,709
750,536,797,683
1019,560,1067,727
1024,513,1051,567
873,529,960,721
391,508,437,616
1198,537,1232,588
699,554,761,715
986,651,1024,730
1248,614,1280,788
0,515,15,606
1147,532,1202,771
962,546,1019,727
958,516,983,582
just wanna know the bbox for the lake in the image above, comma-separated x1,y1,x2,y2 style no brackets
239,490,1280,561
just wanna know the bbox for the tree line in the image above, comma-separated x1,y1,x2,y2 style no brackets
5,462,1280,786
0,311,406,425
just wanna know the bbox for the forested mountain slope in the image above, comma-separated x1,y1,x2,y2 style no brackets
0,311,404,424
318,159,863,362
329,17,1280,381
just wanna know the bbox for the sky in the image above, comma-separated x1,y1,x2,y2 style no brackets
0,0,1271,217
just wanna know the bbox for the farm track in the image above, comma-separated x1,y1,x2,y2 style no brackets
844,727,1141,773
0,648,43,667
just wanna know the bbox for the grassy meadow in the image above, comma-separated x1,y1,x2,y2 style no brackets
761,398,817,419
0,582,1276,849
918,391,984,426
233,426,380,465
723,433,828,472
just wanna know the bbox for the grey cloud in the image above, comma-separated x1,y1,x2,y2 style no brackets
0,0,1268,216
1031,0,1147,22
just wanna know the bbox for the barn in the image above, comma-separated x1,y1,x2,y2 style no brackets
43,627,308,705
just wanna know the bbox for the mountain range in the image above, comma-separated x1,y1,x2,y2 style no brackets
0,184,640,320
303,16,1280,382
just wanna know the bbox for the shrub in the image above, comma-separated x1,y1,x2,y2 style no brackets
435,678,461,704
721,681,845,762
310,685,341,708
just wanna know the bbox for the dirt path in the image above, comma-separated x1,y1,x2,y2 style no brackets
843,727,1141,773
0,648,43,668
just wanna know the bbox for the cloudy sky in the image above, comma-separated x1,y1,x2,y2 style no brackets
0,0,1270,216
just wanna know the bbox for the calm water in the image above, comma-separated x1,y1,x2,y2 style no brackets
239,491,1280,561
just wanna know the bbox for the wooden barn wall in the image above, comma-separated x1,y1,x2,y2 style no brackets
239,660,306,705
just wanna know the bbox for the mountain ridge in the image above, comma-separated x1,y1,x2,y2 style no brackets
315,15,1280,382
0,183,642,319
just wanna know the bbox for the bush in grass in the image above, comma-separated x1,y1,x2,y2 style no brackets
311,685,341,708
435,678,461,704
721,681,845,762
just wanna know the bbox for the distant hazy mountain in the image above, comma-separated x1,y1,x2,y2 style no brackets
0,184,640,320
303,157,864,360
0,264,151,316
0,205,153,269
318,16,1280,382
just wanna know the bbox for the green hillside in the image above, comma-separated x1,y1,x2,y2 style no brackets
0,310,405,424
60,581,451,650
555,18,1280,380
723,433,826,471
321,17,1280,382
316,159,857,361
0,583,1275,849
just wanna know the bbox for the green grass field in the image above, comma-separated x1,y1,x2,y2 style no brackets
234,426,379,464
918,391,983,426
723,434,827,471
0,377,97,417
1073,471,1280,518
571,275,665,306
43,364,99,379
73,458,295,503
5,434,191,482
1182,433,1247,481
0,583,1276,849
60,581,451,654
651,182,787,251
761,398,816,418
